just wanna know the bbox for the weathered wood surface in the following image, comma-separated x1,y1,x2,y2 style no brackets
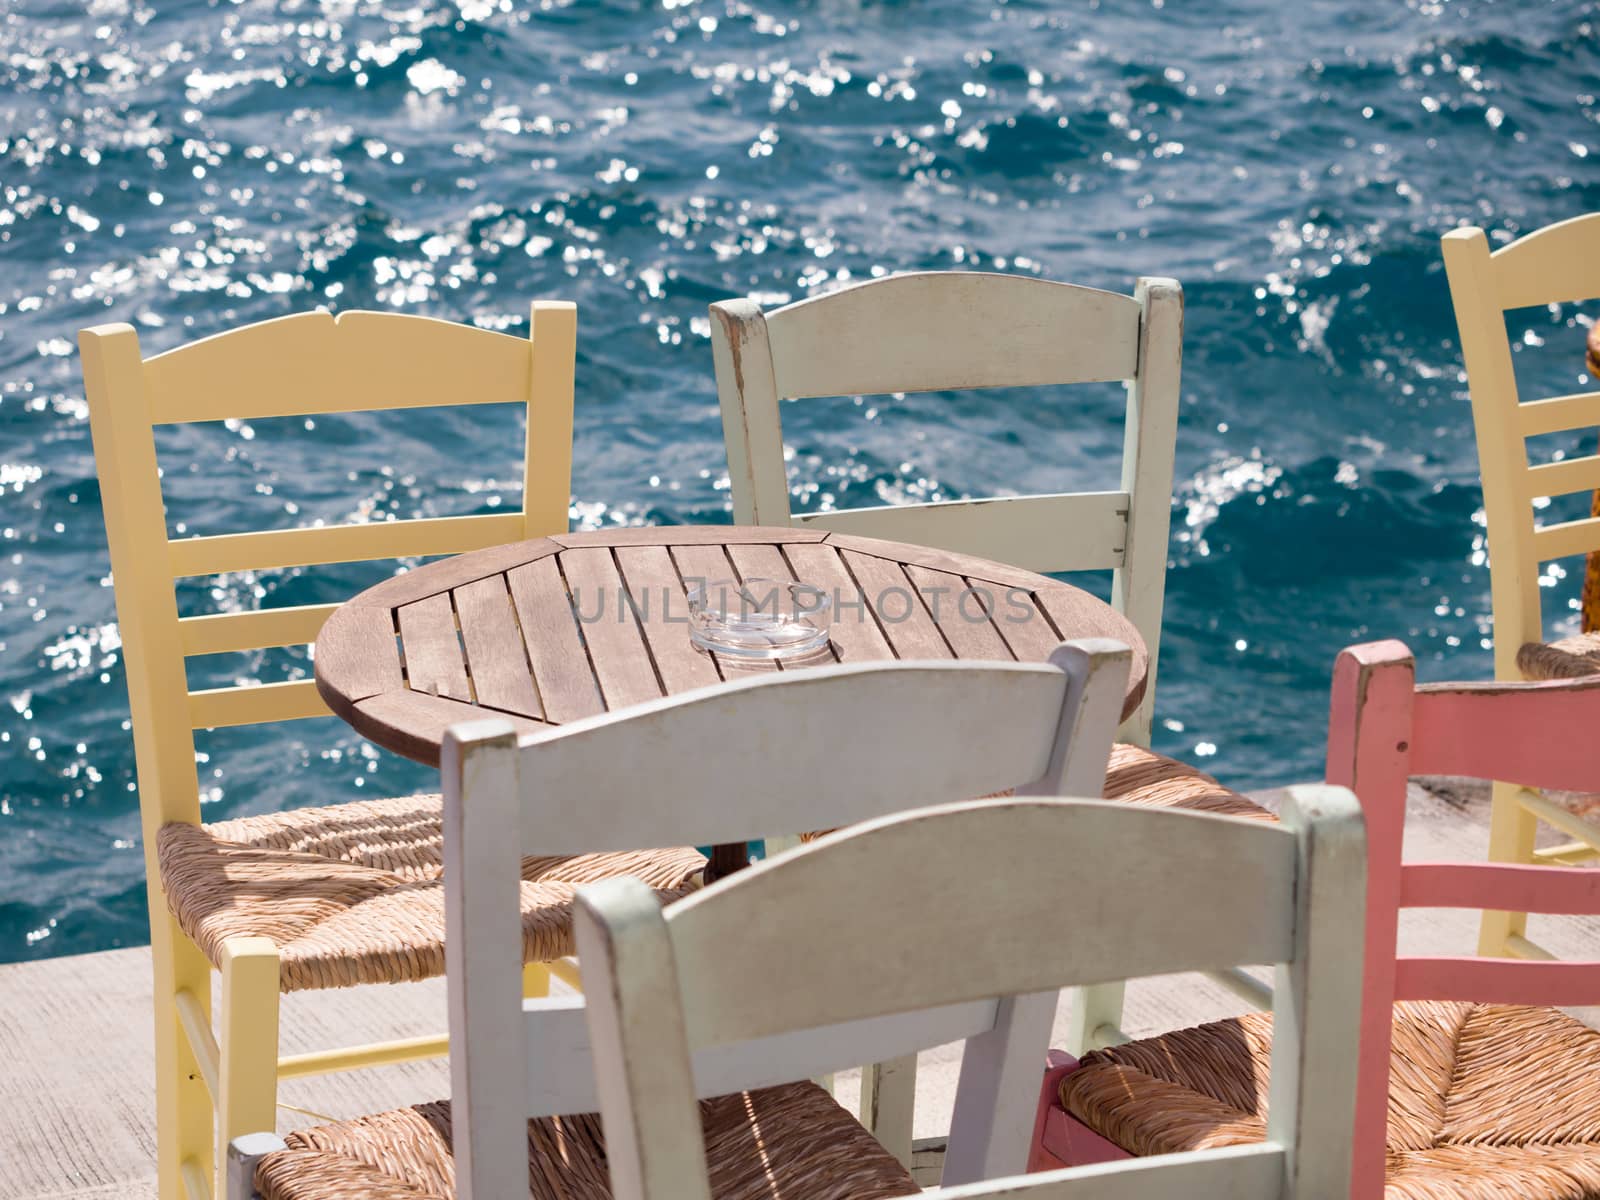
709,272,1182,756
7,775,1598,1200
315,526,1150,769
574,783,1363,1200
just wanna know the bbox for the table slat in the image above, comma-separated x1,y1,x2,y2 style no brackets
355,537,561,610
726,544,829,671
1032,586,1149,716
558,547,664,710
455,575,544,719
506,556,605,723
824,532,1045,590
315,605,404,705
838,549,953,660
669,543,736,592
670,544,772,676
725,543,790,583
971,580,1059,661
396,593,473,701
780,542,892,663
903,564,1015,661
354,690,545,768
614,545,722,693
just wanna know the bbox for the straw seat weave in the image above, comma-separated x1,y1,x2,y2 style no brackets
1518,632,1600,682
254,1082,918,1200
1062,1001,1600,1199
1103,743,1274,822
156,793,706,992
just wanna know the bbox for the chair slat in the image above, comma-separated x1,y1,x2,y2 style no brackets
1532,514,1600,563
1409,675,1600,793
1524,454,1600,500
178,605,340,657
1489,212,1600,310
668,800,1297,1048
145,310,533,424
1401,861,1600,915
764,272,1142,398
514,662,1073,855
1393,956,1600,1007
1517,390,1600,438
168,512,527,577
794,492,1129,574
934,1143,1286,1200
188,679,328,729
518,994,999,1120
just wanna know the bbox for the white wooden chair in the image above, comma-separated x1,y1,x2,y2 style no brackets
572,784,1365,1200
1443,213,1600,958
80,305,606,1200
223,638,1133,1200
711,271,1180,745
712,272,1274,1065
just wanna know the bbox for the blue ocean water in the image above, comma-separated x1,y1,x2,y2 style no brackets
1,0,1597,963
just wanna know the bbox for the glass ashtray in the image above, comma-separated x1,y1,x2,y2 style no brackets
686,577,831,660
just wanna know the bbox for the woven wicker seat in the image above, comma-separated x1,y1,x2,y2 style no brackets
1518,632,1600,682
1062,1001,1600,1199
157,793,706,992
253,1082,918,1200
1103,743,1273,822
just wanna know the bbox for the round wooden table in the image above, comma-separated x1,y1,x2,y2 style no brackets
315,525,1148,878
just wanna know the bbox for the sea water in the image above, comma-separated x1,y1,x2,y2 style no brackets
1,0,1596,961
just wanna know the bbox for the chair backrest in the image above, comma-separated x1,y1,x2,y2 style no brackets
79,305,577,869
1442,216,1600,676
1326,639,1600,1196
572,788,1365,1200
711,271,1182,742
441,638,1139,1198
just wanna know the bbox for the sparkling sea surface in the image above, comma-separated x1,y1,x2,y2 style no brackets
2,0,1598,962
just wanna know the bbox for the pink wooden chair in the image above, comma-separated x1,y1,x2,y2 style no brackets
1029,640,1600,1198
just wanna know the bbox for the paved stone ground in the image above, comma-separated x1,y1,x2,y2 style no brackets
4,779,1597,1199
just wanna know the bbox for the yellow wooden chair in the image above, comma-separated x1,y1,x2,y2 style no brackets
1443,213,1600,959
79,305,706,1200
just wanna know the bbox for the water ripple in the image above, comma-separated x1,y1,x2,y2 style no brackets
1,0,1597,959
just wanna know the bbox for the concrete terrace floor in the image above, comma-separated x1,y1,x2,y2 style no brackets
4,779,1599,1200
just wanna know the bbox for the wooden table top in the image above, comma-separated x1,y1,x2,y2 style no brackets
314,525,1149,767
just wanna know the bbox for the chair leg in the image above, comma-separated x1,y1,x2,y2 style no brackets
523,962,552,998
227,1133,287,1200
1478,781,1539,956
1065,982,1126,1055
155,914,218,1200
861,1054,917,1168
217,937,281,1200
